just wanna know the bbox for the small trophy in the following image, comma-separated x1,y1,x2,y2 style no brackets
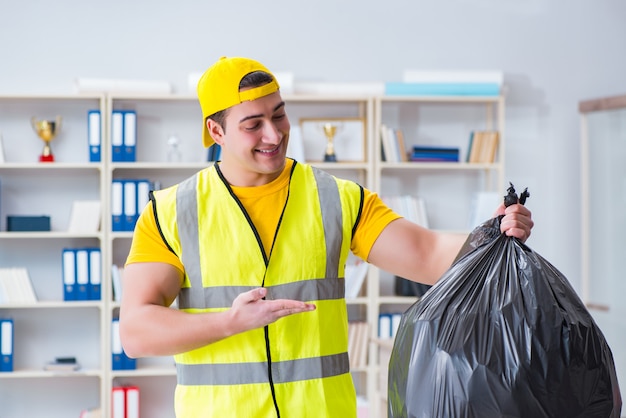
31,116,62,162
322,123,339,162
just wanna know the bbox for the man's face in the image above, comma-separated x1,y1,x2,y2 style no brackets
208,91,291,187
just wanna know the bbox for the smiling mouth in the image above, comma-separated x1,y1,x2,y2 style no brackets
256,145,280,154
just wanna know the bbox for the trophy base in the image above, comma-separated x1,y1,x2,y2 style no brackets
324,154,337,162
39,154,55,162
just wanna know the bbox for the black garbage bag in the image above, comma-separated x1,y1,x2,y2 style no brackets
388,185,622,418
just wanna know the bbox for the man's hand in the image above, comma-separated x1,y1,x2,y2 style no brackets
227,287,316,335
496,203,534,242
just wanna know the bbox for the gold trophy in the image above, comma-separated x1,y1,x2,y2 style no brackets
31,116,62,162
322,123,339,162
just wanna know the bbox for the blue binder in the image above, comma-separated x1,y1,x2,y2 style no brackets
111,110,125,162
123,179,138,232
122,110,137,162
111,180,124,232
111,318,124,370
0,318,14,372
75,248,90,301
88,109,101,162
136,179,151,215
123,351,137,370
88,248,102,301
62,248,77,301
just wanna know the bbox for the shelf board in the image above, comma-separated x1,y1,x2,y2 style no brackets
111,161,211,170
379,161,501,170
0,368,103,379
0,162,102,172
379,95,503,104
0,300,103,309
346,296,369,305
0,231,102,239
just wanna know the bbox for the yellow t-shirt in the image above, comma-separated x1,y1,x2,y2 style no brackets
126,160,400,270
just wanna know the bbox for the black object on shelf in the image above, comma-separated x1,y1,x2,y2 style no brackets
7,215,51,231
394,276,431,298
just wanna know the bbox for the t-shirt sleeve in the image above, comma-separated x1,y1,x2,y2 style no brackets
125,201,184,271
351,188,402,261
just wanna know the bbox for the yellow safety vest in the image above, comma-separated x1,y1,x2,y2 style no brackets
152,161,364,418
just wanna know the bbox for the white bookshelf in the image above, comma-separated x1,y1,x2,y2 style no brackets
0,91,505,417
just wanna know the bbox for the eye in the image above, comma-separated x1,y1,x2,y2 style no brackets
243,122,261,131
273,113,286,121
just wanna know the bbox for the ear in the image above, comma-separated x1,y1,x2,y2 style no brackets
207,119,225,145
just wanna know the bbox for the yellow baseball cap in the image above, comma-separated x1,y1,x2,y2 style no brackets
197,56,280,148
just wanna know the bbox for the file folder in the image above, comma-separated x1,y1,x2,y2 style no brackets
0,318,13,372
136,179,151,214
378,313,392,339
123,180,137,232
62,248,77,301
76,249,89,301
111,110,124,162
111,318,124,370
111,180,124,232
125,386,140,418
123,110,137,162
123,350,137,370
88,248,101,301
111,386,125,418
87,109,101,162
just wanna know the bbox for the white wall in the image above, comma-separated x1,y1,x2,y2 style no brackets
2,0,626,376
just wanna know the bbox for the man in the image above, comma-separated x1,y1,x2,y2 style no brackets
120,56,533,417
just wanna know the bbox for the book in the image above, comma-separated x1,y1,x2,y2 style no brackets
402,70,503,85
467,131,499,163
480,131,500,163
395,129,409,162
385,82,501,97
380,124,394,162
410,145,460,162
348,321,369,368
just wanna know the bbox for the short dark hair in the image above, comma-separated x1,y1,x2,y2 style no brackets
207,71,275,131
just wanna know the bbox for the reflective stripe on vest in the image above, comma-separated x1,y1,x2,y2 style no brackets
177,352,349,385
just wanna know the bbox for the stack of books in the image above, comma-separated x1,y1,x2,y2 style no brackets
410,145,460,162
347,321,369,368
467,131,499,163
385,70,503,97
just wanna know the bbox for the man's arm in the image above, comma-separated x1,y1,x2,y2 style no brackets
367,203,533,286
119,262,315,358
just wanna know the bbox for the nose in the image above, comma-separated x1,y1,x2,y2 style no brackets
262,122,283,145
